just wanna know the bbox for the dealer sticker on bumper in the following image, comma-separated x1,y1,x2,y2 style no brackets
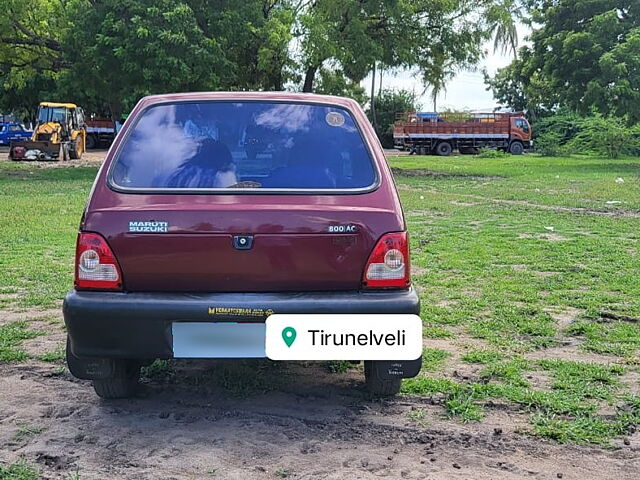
265,314,422,361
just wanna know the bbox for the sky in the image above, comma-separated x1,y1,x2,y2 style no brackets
362,24,530,112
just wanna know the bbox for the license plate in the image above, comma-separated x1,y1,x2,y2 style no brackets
172,322,266,358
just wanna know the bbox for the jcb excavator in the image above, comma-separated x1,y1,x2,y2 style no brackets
9,102,86,161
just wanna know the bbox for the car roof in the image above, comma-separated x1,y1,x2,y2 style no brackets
136,91,362,110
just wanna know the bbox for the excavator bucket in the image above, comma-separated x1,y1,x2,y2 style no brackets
9,140,63,161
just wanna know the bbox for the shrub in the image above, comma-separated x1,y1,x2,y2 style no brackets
534,131,566,157
476,148,509,158
534,111,582,142
570,115,635,158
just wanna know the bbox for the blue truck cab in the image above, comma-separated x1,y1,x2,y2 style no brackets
0,123,32,145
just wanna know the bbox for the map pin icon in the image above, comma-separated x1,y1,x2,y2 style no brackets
282,327,297,348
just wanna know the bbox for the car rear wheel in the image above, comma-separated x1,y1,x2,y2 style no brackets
435,141,452,157
92,360,141,399
364,361,402,396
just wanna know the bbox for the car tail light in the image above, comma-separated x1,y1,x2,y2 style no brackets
74,232,123,291
362,232,410,289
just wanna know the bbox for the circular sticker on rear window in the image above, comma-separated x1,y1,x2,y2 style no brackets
326,112,345,127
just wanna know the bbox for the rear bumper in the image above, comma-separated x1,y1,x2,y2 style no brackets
64,288,420,360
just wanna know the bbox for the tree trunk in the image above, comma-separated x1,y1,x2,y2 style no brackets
302,65,319,93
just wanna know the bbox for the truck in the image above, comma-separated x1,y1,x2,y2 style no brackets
393,111,532,156
85,118,117,149
0,122,32,145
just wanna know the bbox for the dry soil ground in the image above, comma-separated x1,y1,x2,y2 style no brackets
1,308,638,480
1,149,638,479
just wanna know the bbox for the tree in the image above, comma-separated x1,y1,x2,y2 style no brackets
487,1,640,123
0,0,521,120
0,0,72,119
63,0,230,118
297,0,490,94
485,0,523,57
367,88,419,148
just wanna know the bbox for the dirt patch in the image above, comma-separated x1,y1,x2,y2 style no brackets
1,359,639,480
0,308,60,328
524,343,623,365
391,167,502,181
543,306,583,330
1,149,106,169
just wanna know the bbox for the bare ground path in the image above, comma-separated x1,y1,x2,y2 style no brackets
1,355,639,480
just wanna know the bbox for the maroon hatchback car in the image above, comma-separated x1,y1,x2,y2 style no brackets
64,92,422,398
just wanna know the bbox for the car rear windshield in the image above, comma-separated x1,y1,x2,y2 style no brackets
109,101,377,192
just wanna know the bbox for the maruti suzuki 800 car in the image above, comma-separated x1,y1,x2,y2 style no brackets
64,92,422,398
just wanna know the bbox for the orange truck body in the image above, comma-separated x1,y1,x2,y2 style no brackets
392,112,532,155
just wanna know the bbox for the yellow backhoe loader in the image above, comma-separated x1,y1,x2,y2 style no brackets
9,102,86,161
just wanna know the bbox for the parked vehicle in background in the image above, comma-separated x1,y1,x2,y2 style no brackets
63,92,422,399
85,118,117,149
0,122,32,145
9,102,86,161
393,111,532,156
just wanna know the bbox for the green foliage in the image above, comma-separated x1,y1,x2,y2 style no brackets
314,68,367,104
368,89,419,147
141,359,176,382
487,1,640,123
569,115,638,158
533,111,583,142
476,148,509,158
326,360,352,373
534,131,566,157
65,0,228,116
0,1,515,117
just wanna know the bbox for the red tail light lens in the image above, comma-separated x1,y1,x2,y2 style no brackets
74,233,123,291
362,232,410,289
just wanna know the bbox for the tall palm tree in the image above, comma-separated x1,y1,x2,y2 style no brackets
487,0,523,58
422,55,455,112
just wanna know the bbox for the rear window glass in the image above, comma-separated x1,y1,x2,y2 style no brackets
110,102,377,191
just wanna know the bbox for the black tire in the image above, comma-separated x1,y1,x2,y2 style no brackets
509,141,524,155
93,360,141,399
69,140,80,160
435,141,452,156
58,143,69,162
86,134,97,150
364,361,402,396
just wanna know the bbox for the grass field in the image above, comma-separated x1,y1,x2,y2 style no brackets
0,154,639,446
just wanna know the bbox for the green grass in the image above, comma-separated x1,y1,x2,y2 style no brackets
461,349,504,364
0,163,96,308
1,155,640,444
393,153,640,443
38,345,65,363
0,459,39,480
0,321,42,362
421,347,450,371
12,423,45,442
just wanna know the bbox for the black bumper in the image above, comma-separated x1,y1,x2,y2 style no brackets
64,288,420,360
